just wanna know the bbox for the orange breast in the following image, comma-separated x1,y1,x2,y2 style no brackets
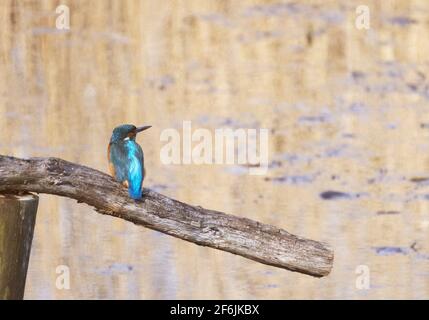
107,143,116,177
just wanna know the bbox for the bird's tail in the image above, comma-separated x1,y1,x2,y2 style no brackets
128,180,142,200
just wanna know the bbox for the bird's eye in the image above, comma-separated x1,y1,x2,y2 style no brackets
126,131,136,140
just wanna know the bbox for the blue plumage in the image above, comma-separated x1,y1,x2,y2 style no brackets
108,124,151,200
125,140,144,199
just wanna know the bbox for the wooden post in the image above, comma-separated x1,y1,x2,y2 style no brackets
0,193,38,300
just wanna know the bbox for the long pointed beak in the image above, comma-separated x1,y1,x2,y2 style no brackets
136,125,152,133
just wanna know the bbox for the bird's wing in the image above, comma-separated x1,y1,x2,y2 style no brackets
125,140,144,199
108,142,129,182
137,143,145,181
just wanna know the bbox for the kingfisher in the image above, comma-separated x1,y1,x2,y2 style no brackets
108,124,151,200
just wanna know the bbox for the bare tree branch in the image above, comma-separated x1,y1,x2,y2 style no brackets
0,155,333,277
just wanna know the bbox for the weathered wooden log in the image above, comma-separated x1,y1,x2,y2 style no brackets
0,193,38,300
0,155,334,277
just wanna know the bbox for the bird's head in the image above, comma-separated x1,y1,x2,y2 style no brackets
110,124,151,143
